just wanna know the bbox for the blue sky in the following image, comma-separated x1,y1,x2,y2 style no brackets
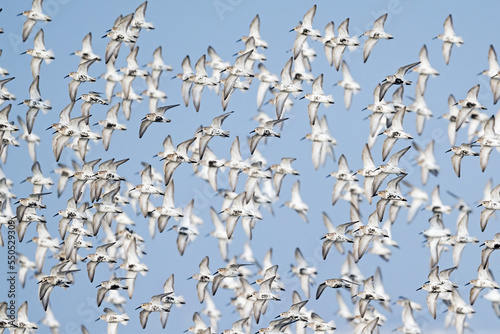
0,0,500,333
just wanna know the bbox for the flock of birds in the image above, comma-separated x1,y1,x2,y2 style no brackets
0,0,499,333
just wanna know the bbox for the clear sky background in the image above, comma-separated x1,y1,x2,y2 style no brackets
0,0,499,333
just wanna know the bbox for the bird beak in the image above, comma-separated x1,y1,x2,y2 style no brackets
95,318,100,322
299,96,305,100
445,149,451,153
135,306,141,310
17,102,23,105
64,75,69,78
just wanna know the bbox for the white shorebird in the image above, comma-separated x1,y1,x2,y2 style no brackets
316,277,356,299
223,136,250,192
96,308,129,334
455,84,487,131
336,60,361,110
360,13,393,63
355,276,386,318
147,46,173,85
38,260,79,311
131,1,154,31
250,276,281,324
316,212,358,260
212,262,251,295
189,54,218,112
0,77,16,103
219,191,255,239
375,174,407,222
417,266,456,319
328,154,358,206
321,21,336,67
352,211,387,262
103,14,136,63
480,231,500,268
120,47,149,78
434,14,464,65
174,55,195,106
149,180,183,232
412,140,439,184
365,84,395,136
301,74,334,124
448,213,478,267
71,32,101,63
291,247,317,299
206,46,230,96
395,298,421,333
119,237,149,299
448,289,475,334
413,45,439,94
24,161,53,193
304,115,337,170
96,275,129,307
239,14,268,49
235,36,266,72
404,181,428,223
475,115,500,172
284,180,309,223
446,143,479,177
198,111,233,159
169,199,198,256
379,62,420,101
478,183,500,231
356,144,381,204
222,50,254,101
21,29,54,79
136,292,172,329
65,59,97,101
162,137,197,185
331,18,359,71
139,104,179,138
13,301,38,332
95,103,127,151
380,107,413,161
189,256,214,303
249,118,288,154
131,164,164,217
291,5,321,59
19,0,51,42
199,147,226,191
91,186,123,236
425,185,452,214
270,157,299,196
273,57,302,119
100,55,123,103
479,45,500,104
255,63,279,109
408,87,433,135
